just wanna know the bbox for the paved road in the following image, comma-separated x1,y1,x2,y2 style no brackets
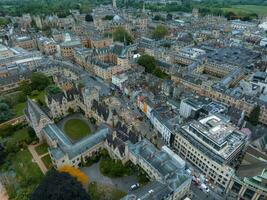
0,182,8,200
81,162,138,192
28,144,48,174
191,184,225,200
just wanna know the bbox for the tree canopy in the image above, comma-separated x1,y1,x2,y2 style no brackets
137,54,169,79
248,105,261,126
30,170,90,200
19,80,32,95
45,84,62,95
85,14,93,22
113,27,133,45
30,72,51,91
152,25,168,40
0,98,14,122
137,54,156,73
58,165,89,186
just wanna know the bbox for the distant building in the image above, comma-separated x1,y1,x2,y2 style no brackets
60,40,82,59
14,35,36,50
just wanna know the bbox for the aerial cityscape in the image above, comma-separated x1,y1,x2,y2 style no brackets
0,0,267,200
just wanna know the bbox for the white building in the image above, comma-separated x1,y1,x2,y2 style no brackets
174,115,247,191
112,73,128,90
260,38,267,47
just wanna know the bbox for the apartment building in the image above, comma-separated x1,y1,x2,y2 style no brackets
174,115,247,191
60,40,82,59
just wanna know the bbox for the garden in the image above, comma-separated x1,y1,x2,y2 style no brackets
0,72,57,124
0,124,42,200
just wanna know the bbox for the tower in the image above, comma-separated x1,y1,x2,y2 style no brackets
112,0,117,9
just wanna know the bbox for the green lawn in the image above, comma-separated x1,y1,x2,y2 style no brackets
30,90,46,105
35,143,49,155
13,102,26,117
222,5,267,17
41,154,53,169
5,149,44,199
63,118,91,141
10,90,46,118
88,182,126,200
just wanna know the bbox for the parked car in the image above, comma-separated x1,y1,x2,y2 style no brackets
130,183,140,191
199,183,210,193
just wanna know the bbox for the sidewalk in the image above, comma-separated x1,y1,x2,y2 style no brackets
0,182,8,200
28,144,48,174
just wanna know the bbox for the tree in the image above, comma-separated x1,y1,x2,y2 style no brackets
30,72,51,91
248,105,260,126
85,14,93,22
0,102,14,122
152,25,168,40
30,170,90,200
113,27,133,45
137,54,156,73
0,143,6,165
45,85,61,95
166,13,172,21
58,165,89,186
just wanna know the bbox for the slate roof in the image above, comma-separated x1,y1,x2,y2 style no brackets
44,123,110,160
91,100,109,121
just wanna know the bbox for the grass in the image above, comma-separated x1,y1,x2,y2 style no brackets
4,149,44,199
12,149,43,183
35,143,49,155
30,90,46,105
222,5,267,17
88,182,126,200
41,154,53,169
13,102,26,117
63,118,91,141
1,127,42,199
10,90,46,118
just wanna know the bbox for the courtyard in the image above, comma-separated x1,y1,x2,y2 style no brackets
82,162,138,193
57,113,96,142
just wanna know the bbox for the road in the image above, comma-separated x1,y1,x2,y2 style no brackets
191,184,225,200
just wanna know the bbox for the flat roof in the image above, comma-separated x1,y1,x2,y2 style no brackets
183,115,246,161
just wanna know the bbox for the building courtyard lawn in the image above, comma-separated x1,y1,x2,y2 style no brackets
63,118,91,141
35,143,49,155
41,154,53,169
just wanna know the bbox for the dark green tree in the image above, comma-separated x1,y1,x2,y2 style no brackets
137,54,156,73
30,72,51,91
30,171,90,200
19,80,32,95
0,143,6,165
152,25,168,40
249,105,261,126
113,27,133,45
166,13,173,21
0,102,14,122
45,84,61,95
85,14,93,22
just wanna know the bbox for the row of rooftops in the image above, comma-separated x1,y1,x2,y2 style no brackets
127,139,190,199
